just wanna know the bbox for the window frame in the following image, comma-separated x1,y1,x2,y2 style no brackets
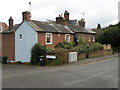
65,34,70,42
89,35,91,42
19,34,23,40
46,33,52,45
92,35,95,42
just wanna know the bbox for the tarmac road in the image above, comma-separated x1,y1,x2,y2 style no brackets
2,55,118,88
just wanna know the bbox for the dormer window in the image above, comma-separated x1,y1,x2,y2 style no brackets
19,34,23,40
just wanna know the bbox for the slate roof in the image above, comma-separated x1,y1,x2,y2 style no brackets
0,20,96,34
68,20,77,25
67,24,96,34
28,20,74,34
1,24,20,34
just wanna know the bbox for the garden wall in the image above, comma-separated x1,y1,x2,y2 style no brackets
78,50,113,60
78,53,86,60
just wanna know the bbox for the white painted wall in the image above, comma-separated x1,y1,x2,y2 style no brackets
15,21,37,62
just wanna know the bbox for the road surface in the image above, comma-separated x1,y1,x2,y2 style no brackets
2,56,118,88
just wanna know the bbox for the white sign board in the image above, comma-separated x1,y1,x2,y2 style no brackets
46,55,56,59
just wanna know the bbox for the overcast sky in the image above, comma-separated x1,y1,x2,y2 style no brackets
0,0,119,28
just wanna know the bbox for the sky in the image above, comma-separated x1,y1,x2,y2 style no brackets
0,0,119,28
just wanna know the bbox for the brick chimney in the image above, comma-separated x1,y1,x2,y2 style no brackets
78,18,85,28
9,17,13,30
22,11,31,21
56,15,65,25
64,10,69,21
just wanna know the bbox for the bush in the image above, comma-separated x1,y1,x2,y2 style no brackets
78,38,86,45
30,43,47,65
1,56,7,64
72,44,87,54
55,41,75,50
72,38,88,54
88,42,103,52
72,42,103,53
16,61,22,64
47,59,63,66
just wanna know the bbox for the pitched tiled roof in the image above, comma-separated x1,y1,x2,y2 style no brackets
0,20,96,34
1,24,20,34
68,20,77,25
28,20,74,34
67,24,96,34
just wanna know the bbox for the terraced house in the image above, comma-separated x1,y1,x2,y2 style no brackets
0,11,96,62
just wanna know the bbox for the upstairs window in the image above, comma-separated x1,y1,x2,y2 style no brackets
19,34,23,40
65,34,70,42
46,33,52,44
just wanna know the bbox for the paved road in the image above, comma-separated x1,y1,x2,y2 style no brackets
2,56,118,88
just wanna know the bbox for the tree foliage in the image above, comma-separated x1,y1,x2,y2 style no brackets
30,43,47,64
97,23,120,51
54,41,75,50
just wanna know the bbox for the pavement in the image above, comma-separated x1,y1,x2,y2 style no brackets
3,53,118,68
57,53,119,67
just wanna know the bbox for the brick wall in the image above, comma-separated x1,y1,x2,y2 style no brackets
1,33,15,60
78,50,113,60
77,33,95,43
0,34,2,56
37,32,74,48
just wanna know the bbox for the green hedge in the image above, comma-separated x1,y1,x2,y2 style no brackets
72,44,87,53
54,41,75,50
88,42,103,52
72,42,103,54
47,59,63,66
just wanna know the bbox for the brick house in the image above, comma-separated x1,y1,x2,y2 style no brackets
55,11,96,44
0,22,8,32
0,18,18,60
0,11,96,62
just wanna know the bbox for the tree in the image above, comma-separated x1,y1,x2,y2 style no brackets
97,23,101,29
30,43,47,64
97,23,120,51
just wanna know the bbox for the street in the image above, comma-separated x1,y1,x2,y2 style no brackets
2,56,118,88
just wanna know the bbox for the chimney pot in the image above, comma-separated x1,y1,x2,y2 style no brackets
9,17,13,30
56,15,65,25
64,10,69,20
78,18,85,28
22,11,31,21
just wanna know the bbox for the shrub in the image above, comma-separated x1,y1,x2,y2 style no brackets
72,42,103,53
1,56,7,64
78,38,86,45
54,41,75,50
72,44,87,54
47,59,63,66
30,43,47,65
16,61,22,64
88,42,103,52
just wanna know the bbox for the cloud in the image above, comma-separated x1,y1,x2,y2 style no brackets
0,0,119,28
